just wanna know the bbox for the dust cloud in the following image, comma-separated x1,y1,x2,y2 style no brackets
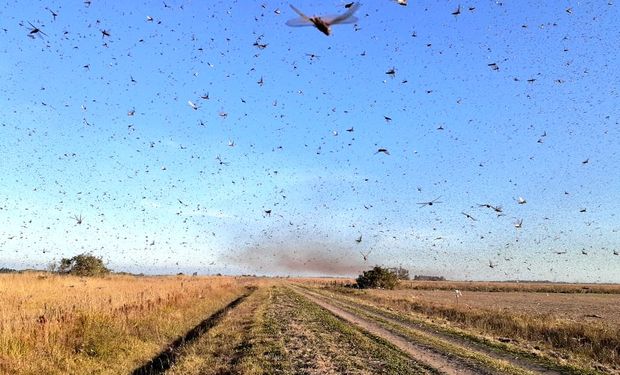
225,241,367,276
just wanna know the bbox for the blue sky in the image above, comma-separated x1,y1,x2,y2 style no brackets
0,0,619,282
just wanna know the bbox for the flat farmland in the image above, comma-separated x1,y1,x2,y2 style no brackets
1,274,619,374
398,280,620,294
369,288,620,326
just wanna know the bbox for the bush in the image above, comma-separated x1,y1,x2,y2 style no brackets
58,254,110,276
356,266,399,289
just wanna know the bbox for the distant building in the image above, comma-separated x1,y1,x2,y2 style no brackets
413,275,445,281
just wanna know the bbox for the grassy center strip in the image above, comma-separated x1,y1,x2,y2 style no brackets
246,286,438,374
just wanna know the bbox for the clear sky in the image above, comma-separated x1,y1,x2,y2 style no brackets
1,0,619,282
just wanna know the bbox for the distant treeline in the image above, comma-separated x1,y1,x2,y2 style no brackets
0,267,18,274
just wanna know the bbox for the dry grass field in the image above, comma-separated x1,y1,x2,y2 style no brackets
374,288,620,326
398,280,620,294
1,274,618,374
296,278,620,294
0,273,252,374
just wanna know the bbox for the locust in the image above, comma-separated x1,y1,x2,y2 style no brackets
286,3,360,36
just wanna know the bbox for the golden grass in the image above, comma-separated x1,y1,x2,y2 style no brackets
166,287,267,375
0,273,251,374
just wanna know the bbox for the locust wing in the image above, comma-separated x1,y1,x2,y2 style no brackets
286,4,313,27
323,2,360,25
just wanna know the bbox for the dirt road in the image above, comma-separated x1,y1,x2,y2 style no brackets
163,284,596,374
167,285,435,374
292,286,571,375
294,288,485,375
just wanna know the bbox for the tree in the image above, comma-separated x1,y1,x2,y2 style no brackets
388,266,410,280
58,258,73,273
356,266,399,289
46,261,58,273
58,253,110,276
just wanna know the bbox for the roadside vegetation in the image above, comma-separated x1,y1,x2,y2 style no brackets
356,266,399,289
0,273,251,374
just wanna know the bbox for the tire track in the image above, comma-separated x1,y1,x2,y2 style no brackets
292,286,486,375
301,287,568,375
132,287,255,375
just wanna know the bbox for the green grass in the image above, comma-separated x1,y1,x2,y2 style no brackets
235,286,291,374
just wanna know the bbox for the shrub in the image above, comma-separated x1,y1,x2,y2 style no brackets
356,266,399,289
58,254,110,276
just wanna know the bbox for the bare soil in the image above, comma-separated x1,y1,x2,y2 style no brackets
369,289,620,326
